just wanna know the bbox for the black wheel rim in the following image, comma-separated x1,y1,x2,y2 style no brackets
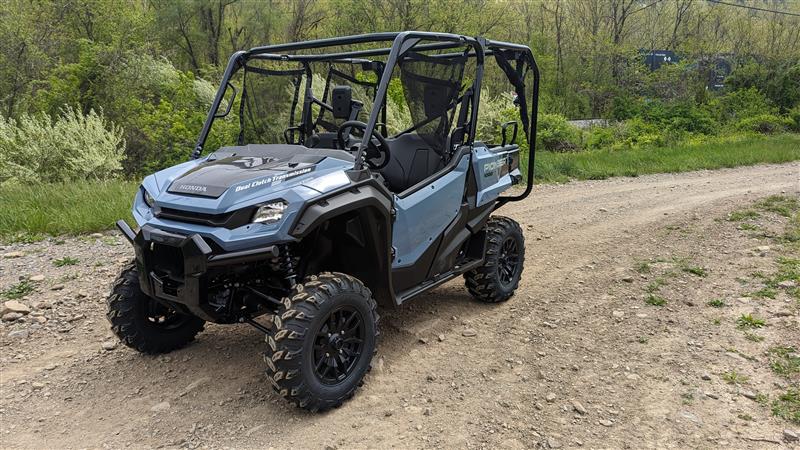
312,305,365,385
145,299,191,330
497,236,520,286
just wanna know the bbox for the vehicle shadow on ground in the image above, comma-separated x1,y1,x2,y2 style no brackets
53,284,496,423
376,284,498,357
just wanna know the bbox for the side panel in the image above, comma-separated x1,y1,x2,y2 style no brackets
472,143,521,207
392,155,470,269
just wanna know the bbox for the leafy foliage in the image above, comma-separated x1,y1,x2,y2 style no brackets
536,114,582,152
0,0,799,179
0,107,124,184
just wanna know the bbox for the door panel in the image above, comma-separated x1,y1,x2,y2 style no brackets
391,154,470,270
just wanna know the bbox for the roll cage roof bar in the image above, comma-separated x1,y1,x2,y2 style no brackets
193,31,540,204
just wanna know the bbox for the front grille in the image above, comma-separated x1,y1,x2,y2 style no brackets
156,207,253,230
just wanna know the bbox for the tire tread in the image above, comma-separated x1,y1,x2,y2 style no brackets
264,272,378,412
464,216,525,303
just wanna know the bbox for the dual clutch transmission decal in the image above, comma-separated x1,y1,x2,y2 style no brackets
234,165,314,192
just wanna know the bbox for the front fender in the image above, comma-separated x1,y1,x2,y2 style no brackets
290,180,396,307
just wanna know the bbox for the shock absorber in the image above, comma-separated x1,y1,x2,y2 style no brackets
270,244,297,288
283,246,297,288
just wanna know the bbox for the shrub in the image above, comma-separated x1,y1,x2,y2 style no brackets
586,126,616,150
31,47,238,175
736,114,793,134
639,99,717,135
475,90,517,144
614,118,665,149
666,104,717,134
727,61,800,112
708,87,776,124
537,113,582,151
0,107,125,184
610,94,641,121
789,106,800,132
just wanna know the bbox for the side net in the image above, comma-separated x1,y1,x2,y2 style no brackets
398,52,467,155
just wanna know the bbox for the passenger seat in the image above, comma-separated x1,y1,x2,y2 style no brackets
379,134,445,193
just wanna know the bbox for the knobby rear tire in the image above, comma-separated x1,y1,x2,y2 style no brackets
464,216,525,303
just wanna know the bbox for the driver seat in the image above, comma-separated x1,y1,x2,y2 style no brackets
308,85,362,149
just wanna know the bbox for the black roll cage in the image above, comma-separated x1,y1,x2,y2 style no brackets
193,31,540,204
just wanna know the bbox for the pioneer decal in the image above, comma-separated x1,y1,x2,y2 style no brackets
234,166,315,193
483,158,508,178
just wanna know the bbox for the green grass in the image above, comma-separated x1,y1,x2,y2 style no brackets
755,195,799,217
738,222,760,231
745,256,800,300
736,314,766,329
0,181,137,242
645,294,666,306
772,387,800,424
682,265,707,277
533,134,800,183
634,260,652,274
707,298,725,307
722,370,750,385
646,277,668,293
776,257,800,283
2,135,799,241
53,256,80,267
769,347,800,378
782,212,800,245
728,210,760,222
1,280,34,299
749,287,777,299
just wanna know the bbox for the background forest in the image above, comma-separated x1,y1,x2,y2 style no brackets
1,0,800,238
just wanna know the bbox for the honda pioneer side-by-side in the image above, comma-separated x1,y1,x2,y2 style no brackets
109,32,539,411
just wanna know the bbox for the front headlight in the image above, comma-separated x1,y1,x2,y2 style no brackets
142,188,155,207
252,201,287,224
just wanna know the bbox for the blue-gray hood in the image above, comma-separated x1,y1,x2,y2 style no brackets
166,144,353,199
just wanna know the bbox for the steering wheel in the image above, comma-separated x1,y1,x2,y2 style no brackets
337,120,391,170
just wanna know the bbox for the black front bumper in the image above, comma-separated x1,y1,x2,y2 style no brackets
116,220,278,322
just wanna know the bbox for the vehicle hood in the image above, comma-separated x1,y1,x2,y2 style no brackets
166,144,351,199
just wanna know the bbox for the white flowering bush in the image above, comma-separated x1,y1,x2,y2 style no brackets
0,107,125,184
476,90,518,144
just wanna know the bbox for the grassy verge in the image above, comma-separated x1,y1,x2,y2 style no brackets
0,181,137,242
1,133,799,242
532,133,800,183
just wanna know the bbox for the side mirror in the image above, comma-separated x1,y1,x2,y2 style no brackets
331,85,353,119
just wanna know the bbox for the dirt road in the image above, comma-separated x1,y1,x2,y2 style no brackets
1,163,799,449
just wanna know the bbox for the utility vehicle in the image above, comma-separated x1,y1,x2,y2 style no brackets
109,32,539,411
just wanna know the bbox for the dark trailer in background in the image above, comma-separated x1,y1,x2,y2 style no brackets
642,49,679,71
